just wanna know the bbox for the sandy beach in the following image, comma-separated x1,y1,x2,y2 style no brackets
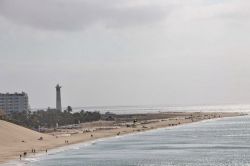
0,112,244,164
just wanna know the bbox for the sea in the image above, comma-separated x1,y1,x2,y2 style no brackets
3,105,250,166
73,104,250,114
33,104,250,114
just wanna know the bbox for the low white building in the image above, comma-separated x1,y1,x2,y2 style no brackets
0,92,29,113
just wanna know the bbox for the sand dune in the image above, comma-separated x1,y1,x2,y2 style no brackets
0,120,53,163
0,120,51,145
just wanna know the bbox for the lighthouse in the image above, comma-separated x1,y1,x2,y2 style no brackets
56,84,62,112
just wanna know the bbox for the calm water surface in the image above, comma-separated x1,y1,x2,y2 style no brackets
4,115,250,166
34,105,250,114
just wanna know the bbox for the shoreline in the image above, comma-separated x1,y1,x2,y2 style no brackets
0,112,246,164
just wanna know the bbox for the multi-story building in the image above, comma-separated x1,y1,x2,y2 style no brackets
0,92,29,113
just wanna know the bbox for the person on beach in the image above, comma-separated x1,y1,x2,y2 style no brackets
19,154,22,160
46,149,48,153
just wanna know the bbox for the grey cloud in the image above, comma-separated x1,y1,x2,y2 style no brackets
0,0,169,31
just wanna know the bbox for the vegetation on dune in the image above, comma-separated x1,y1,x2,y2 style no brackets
3,106,101,130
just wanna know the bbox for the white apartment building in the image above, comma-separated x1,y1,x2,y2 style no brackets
0,92,29,113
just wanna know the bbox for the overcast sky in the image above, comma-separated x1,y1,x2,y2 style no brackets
1,0,250,108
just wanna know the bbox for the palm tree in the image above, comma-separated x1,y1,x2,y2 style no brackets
66,106,73,113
